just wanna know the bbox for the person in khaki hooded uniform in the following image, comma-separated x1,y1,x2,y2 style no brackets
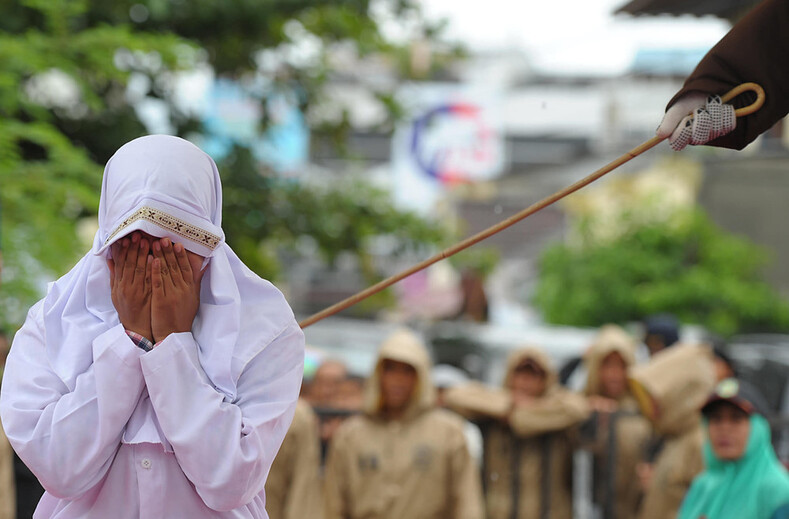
628,343,716,519
446,346,590,519
582,325,651,519
265,398,322,519
0,424,14,519
323,328,484,519
0,333,15,519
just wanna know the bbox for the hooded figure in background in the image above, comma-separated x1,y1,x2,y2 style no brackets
0,135,305,518
582,325,651,519
679,378,789,519
433,364,484,465
0,424,13,519
446,346,590,519
0,333,13,519
323,328,483,519
265,398,323,519
629,343,716,519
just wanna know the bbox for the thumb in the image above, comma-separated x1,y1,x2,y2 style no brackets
657,92,708,139
194,261,207,285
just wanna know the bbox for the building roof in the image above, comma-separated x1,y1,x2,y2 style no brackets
615,0,761,22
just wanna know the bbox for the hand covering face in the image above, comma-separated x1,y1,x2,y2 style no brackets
43,135,296,402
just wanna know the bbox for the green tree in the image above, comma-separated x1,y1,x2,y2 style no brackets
0,0,455,329
533,209,789,336
0,0,193,328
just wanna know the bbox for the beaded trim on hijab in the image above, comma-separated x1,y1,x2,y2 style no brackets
103,206,221,251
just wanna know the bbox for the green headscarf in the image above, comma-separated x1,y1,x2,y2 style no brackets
679,414,789,519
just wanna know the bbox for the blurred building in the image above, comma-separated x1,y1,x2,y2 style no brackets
616,0,762,24
293,46,693,320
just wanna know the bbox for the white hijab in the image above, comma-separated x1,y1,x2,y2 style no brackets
42,135,295,402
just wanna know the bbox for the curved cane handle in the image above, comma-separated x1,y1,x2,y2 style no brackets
721,82,765,117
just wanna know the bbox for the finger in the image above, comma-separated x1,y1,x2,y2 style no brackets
152,256,165,296
122,233,141,282
152,240,173,289
109,240,120,265
134,236,150,285
657,92,707,138
704,95,736,141
145,255,152,296
194,258,207,285
113,237,131,282
669,115,693,151
161,238,183,285
173,242,193,285
107,259,116,286
689,107,712,145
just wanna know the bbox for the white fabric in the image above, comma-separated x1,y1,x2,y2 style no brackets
0,135,305,518
3,305,303,518
656,93,736,151
94,135,224,258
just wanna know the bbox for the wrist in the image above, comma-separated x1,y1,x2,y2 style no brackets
152,328,191,345
125,330,154,352
124,325,153,343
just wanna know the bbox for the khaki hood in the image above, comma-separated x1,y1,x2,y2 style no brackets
363,328,435,418
584,324,636,397
628,343,715,435
503,346,558,394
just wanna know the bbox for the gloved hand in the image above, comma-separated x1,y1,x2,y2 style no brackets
656,92,736,151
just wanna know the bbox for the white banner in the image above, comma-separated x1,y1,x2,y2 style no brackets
391,84,506,213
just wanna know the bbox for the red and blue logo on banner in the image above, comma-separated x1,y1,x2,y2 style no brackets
409,102,498,184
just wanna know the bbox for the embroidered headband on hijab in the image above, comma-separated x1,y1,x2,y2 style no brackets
93,135,224,258
42,135,296,406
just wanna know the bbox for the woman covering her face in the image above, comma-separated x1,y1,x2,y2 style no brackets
0,135,305,518
678,378,789,519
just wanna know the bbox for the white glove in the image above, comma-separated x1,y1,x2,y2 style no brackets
656,93,736,151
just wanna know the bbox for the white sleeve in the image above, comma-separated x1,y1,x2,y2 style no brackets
0,304,146,498
140,322,304,512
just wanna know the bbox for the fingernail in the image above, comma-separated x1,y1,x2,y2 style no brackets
163,238,170,248
153,241,160,252
174,243,182,253
132,233,139,243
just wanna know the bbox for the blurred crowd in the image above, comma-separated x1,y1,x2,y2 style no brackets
262,315,787,519
0,316,787,519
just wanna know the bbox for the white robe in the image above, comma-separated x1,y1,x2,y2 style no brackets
2,301,303,518
0,135,305,518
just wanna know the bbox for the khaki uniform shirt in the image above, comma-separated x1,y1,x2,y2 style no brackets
266,399,322,519
0,422,14,519
324,408,484,519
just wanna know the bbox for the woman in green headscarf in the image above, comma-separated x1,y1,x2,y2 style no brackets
679,378,789,519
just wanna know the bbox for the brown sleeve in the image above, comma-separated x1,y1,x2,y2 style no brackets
668,0,789,150
443,383,511,421
323,425,350,519
0,424,15,519
283,406,323,519
508,389,591,438
448,424,485,519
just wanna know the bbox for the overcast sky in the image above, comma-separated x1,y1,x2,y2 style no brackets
417,0,731,75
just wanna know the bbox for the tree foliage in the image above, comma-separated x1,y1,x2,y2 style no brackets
533,209,789,336
0,0,194,328
0,0,453,329
219,145,447,280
